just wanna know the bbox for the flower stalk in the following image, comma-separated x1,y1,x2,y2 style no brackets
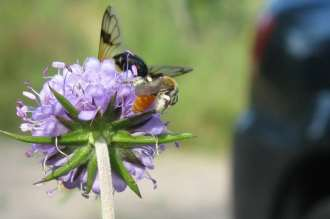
95,138,115,219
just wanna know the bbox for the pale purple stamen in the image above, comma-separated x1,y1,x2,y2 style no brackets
52,61,66,69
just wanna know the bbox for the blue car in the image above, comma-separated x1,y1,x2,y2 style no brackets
233,0,330,219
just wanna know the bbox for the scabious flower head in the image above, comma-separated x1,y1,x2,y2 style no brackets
16,57,170,196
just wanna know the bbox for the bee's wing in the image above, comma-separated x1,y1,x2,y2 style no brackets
148,65,193,78
98,6,121,61
134,79,162,96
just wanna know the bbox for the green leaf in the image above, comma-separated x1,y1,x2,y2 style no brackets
35,144,92,184
0,130,53,144
111,130,194,147
55,116,80,130
49,86,79,119
84,152,97,196
110,147,142,198
0,130,89,145
111,110,155,130
57,130,90,145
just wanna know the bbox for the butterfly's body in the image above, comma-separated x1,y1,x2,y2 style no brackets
97,6,192,113
113,51,149,78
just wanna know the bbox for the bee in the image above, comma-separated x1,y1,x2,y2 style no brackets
98,6,192,113
132,66,192,113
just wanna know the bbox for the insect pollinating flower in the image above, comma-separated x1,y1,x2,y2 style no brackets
18,58,166,195
0,6,193,199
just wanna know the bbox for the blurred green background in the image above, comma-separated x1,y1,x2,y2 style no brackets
0,0,262,154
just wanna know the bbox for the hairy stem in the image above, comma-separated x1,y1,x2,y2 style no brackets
95,138,115,219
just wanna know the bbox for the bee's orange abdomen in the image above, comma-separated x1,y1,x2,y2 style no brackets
132,95,156,113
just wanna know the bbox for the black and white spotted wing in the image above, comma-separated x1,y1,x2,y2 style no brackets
98,6,121,61
148,65,193,78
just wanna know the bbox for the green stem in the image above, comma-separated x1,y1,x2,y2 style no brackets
95,138,115,219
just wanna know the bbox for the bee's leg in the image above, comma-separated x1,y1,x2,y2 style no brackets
155,93,171,113
169,89,179,105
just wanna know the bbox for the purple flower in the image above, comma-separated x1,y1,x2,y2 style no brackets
17,57,169,196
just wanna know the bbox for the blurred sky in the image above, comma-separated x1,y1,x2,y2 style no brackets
0,1,264,219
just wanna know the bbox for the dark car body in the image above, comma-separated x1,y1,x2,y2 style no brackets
233,1,330,219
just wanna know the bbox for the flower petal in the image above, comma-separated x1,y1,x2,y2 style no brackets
134,115,167,135
78,110,98,121
112,171,127,192
52,61,66,69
